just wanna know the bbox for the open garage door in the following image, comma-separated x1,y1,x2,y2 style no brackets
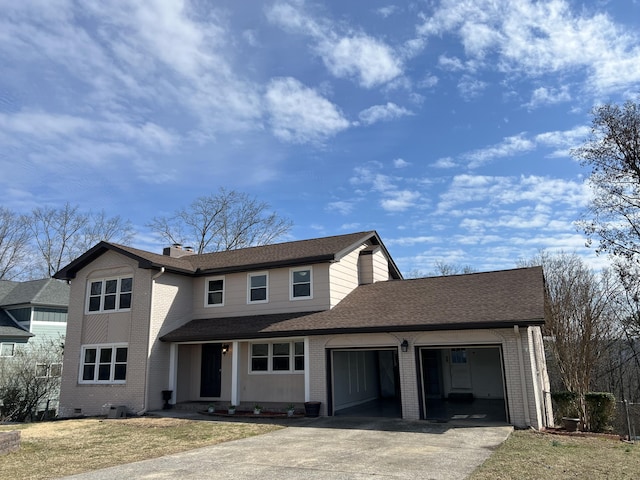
419,346,508,423
329,348,402,418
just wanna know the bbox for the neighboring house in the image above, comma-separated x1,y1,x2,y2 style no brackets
0,279,69,354
54,231,553,429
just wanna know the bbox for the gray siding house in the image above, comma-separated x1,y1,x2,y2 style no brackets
54,231,553,428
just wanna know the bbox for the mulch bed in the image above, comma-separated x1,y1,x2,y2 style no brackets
541,427,624,441
201,410,304,419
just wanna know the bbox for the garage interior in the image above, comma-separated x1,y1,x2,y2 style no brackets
419,346,508,423
329,349,402,418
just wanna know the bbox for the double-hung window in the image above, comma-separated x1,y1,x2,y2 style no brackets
87,277,132,313
0,343,15,357
248,272,268,303
290,267,312,300
80,344,128,384
250,341,304,373
205,276,225,307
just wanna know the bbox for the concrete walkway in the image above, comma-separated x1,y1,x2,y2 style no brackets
62,415,512,479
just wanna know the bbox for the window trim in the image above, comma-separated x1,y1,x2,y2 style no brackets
248,340,304,374
290,266,313,300
0,343,15,357
86,277,133,314
204,275,225,307
78,344,128,384
247,272,269,304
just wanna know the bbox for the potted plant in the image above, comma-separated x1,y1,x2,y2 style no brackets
286,403,296,417
207,403,216,413
253,403,263,414
228,404,236,415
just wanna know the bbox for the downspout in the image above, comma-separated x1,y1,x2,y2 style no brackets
138,267,165,415
514,325,531,427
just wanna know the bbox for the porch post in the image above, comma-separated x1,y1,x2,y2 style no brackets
168,343,178,405
231,341,239,406
304,337,310,402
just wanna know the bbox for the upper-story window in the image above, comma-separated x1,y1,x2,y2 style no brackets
205,276,225,307
87,277,132,313
290,267,312,300
248,272,268,303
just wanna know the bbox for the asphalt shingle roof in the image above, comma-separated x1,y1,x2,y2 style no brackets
55,231,402,279
160,266,544,342
0,279,70,307
0,309,33,339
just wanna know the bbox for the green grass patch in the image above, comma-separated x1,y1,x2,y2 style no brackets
470,430,638,479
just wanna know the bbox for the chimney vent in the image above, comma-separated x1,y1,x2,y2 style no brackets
163,244,196,257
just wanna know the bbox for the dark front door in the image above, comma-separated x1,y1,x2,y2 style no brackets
200,344,222,397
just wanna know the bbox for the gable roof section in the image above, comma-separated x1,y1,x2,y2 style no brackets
0,279,70,307
160,266,545,342
0,309,33,339
54,231,402,280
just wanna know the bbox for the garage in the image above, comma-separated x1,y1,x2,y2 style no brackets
328,348,402,418
418,345,508,423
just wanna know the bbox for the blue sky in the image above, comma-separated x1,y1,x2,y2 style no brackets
2,0,640,276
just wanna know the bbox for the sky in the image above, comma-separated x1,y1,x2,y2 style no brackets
2,0,640,277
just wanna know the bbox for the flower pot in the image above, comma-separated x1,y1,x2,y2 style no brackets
208,407,215,413
287,409,295,417
228,408,236,415
254,409,262,415
304,401,321,417
562,417,580,432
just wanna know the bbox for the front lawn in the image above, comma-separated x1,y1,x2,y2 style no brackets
470,430,638,479
0,417,282,480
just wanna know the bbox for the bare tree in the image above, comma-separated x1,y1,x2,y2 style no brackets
532,251,617,427
0,337,64,422
28,203,134,277
429,260,476,276
0,207,30,280
573,100,640,261
147,189,292,253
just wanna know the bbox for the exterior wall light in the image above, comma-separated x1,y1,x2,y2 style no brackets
222,344,230,355
400,339,409,353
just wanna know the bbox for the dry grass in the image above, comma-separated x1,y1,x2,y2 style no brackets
470,430,639,479
0,417,282,480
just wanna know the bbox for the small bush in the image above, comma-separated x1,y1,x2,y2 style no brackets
585,392,615,433
551,391,579,423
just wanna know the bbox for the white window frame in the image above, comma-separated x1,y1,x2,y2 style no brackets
0,343,15,357
86,277,133,314
204,275,225,307
79,344,128,384
290,266,313,300
247,272,269,304
248,340,304,374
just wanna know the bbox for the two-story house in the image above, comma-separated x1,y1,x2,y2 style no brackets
0,278,69,355
54,231,552,429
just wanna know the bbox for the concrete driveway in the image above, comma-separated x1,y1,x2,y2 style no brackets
62,416,512,479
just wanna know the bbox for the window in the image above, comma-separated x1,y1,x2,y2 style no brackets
87,277,132,313
451,348,467,364
248,272,268,303
36,363,63,378
249,341,304,373
205,276,225,307
0,343,15,357
80,344,128,383
290,267,312,300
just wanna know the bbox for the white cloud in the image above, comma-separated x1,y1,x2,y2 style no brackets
393,158,410,168
417,0,640,97
358,102,413,125
525,86,572,109
264,77,350,143
431,157,457,169
376,6,399,18
457,75,487,100
326,201,355,215
464,134,535,168
380,190,421,212
267,1,403,88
